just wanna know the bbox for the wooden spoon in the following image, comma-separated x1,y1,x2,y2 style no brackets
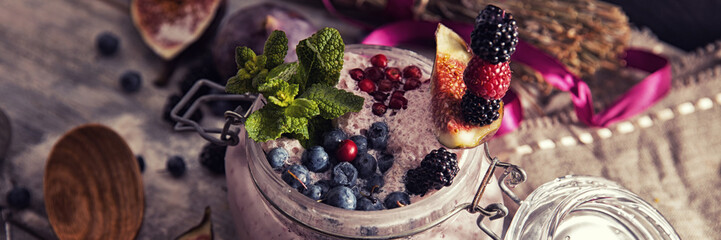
44,124,144,240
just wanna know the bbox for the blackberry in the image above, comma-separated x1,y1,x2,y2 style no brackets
420,148,459,189
461,91,501,126
470,5,518,64
404,148,459,196
200,143,227,175
404,167,433,196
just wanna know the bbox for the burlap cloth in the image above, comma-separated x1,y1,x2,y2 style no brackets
489,31,721,239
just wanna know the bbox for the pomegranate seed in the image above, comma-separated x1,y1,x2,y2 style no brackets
359,79,376,93
371,91,388,102
388,97,403,109
364,67,385,82
385,67,402,81
336,139,358,162
403,78,421,90
393,81,402,90
370,54,388,68
377,79,393,92
391,90,405,99
399,96,408,109
372,103,387,116
403,65,422,79
349,68,365,81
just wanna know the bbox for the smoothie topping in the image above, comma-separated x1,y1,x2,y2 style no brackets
226,28,364,147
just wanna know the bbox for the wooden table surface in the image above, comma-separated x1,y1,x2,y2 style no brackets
0,0,363,239
1,0,714,239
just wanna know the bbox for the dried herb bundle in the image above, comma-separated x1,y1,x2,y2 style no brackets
326,0,631,95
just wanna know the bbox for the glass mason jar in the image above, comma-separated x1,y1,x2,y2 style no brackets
224,45,504,239
505,175,680,240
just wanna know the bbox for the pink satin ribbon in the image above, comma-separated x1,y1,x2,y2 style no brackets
361,20,671,136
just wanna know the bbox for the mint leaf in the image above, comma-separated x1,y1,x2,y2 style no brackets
268,62,299,83
227,54,270,94
296,27,345,87
235,47,256,69
226,74,253,94
244,106,285,142
258,79,299,107
254,62,298,92
300,84,364,119
284,116,309,140
264,30,289,69
285,98,319,118
305,117,332,148
290,66,308,93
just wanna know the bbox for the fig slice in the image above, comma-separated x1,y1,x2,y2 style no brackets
176,206,213,240
131,0,223,60
431,24,503,149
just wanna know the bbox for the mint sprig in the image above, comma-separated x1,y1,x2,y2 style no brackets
225,28,363,147
297,28,345,87
300,84,364,119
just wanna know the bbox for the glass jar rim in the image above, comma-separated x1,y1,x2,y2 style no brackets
506,175,680,240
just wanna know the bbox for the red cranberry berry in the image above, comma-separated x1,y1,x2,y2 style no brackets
371,91,388,102
372,103,387,116
349,68,365,81
370,54,388,68
388,97,404,109
359,79,376,93
385,67,402,81
364,67,385,82
377,79,393,92
403,65,422,79
336,139,358,162
391,90,405,99
403,78,421,90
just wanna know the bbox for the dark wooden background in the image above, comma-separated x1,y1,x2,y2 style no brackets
0,0,719,239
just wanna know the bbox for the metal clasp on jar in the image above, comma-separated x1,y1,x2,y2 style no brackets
469,144,528,240
169,79,256,146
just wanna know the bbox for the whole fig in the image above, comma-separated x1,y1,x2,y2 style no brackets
212,3,316,79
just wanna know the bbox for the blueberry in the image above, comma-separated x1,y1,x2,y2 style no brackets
303,184,323,200
332,162,358,187
136,155,145,173
302,146,330,172
315,180,333,198
350,135,368,154
96,31,119,56
281,165,311,191
323,128,347,152
367,122,389,150
200,143,227,175
166,156,186,178
120,71,142,93
351,185,364,200
353,153,377,179
356,196,385,211
325,186,356,210
377,153,395,173
365,173,385,193
267,147,289,170
384,192,411,209
6,187,31,209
